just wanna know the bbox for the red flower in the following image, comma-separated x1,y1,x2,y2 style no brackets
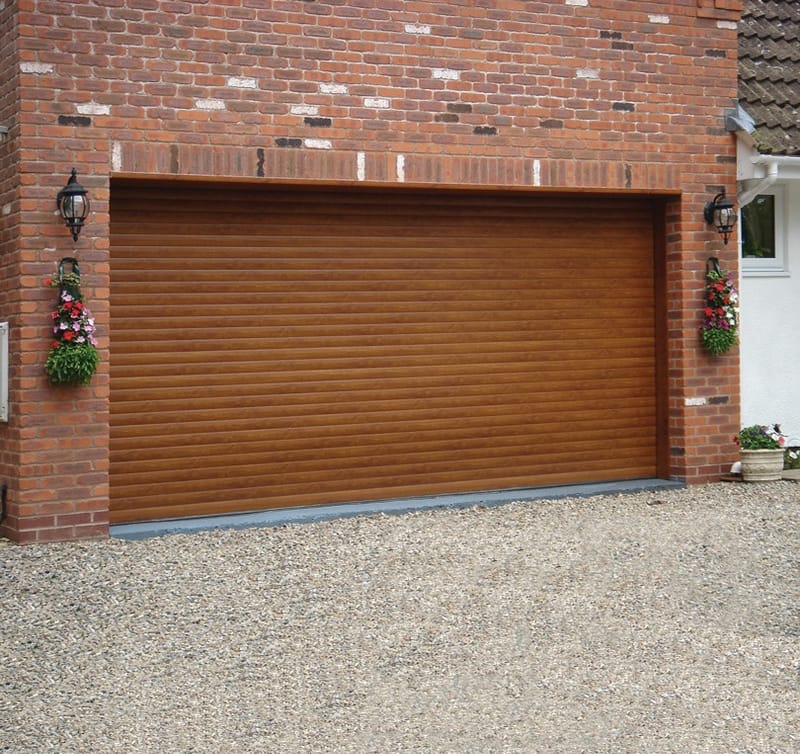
63,330,74,341
704,307,713,317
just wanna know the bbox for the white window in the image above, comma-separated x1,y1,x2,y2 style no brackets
740,186,787,276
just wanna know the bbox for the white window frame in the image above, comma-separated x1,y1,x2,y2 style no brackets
740,185,788,277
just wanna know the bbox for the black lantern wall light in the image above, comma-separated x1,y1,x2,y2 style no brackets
703,188,737,245
56,168,90,243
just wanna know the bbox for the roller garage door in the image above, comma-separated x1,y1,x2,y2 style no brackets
109,181,663,524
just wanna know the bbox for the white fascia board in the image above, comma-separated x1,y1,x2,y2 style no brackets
737,135,760,181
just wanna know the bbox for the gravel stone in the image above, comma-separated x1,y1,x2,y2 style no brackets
2,482,799,753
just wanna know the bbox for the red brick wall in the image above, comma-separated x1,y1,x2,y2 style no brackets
0,3,24,538
1,0,743,542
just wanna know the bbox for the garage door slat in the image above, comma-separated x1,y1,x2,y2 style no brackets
110,183,659,523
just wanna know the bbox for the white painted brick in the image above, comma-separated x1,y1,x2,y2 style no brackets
227,76,257,89
2,204,11,216
195,98,226,110
357,152,366,181
684,397,708,407
77,102,111,115
404,23,431,35
576,68,599,79
291,105,320,116
649,15,670,24
532,159,541,187
304,138,332,149
319,83,348,95
717,20,738,30
364,97,390,109
111,141,122,172
20,62,54,74
565,0,588,5
432,68,460,81
396,154,405,182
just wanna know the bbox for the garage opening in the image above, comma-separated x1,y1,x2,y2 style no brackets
110,180,666,524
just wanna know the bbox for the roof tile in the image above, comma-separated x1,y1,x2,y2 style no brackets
738,0,800,155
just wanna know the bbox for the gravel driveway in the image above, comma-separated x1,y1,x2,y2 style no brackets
2,482,799,753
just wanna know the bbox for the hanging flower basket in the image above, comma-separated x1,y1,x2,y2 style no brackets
700,257,739,356
44,258,99,386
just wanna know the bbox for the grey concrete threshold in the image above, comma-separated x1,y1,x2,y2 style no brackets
111,478,684,541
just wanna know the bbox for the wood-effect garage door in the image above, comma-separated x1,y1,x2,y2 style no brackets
110,181,662,524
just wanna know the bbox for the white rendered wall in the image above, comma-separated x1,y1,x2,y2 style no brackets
739,180,800,445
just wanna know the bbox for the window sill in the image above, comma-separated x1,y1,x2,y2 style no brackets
741,268,790,278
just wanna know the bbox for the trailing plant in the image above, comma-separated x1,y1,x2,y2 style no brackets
44,266,99,386
700,258,738,356
45,342,99,386
735,424,785,450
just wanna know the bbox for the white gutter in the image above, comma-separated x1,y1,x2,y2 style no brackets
738,154,800,206
752,155,800,167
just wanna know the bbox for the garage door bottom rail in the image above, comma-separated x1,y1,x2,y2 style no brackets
110,478,684,541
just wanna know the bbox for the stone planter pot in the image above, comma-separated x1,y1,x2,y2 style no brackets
740,448,785,482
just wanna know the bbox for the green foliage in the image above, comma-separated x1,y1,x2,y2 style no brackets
785,448,800,470
736,424,785,450
45,343,99,386
701,326,737,356
49,271,81,299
